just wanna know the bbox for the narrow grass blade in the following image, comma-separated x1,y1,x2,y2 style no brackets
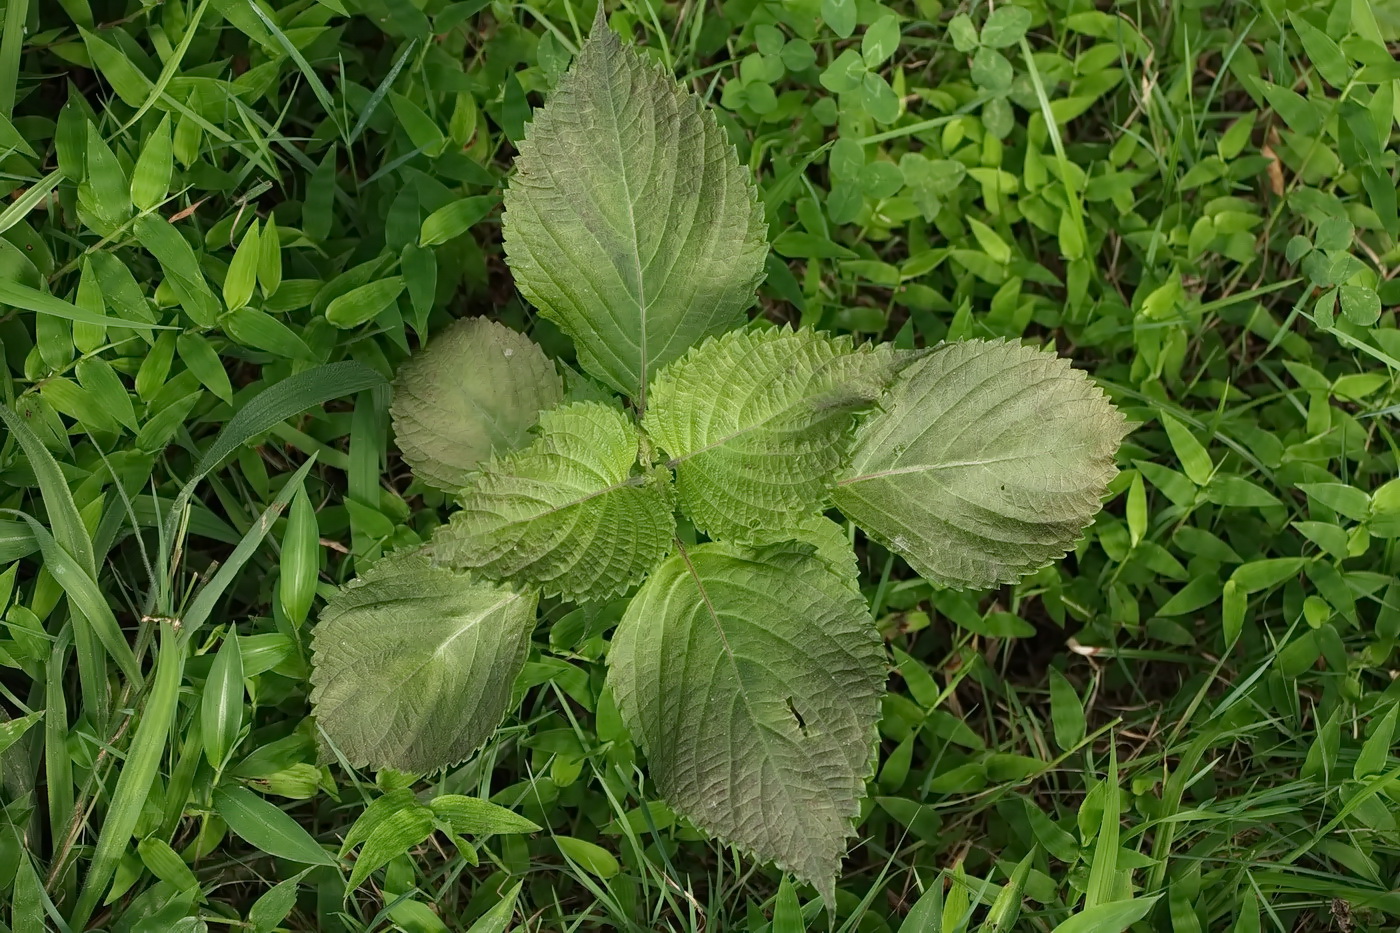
1085,743,1121,909
70,624,185,928
0,170,62,238
5,511,141,683
213,785,338,866
0,278,172,330
181,457,315,638
0,0,26,119
245,1,343,139
162,362,386,552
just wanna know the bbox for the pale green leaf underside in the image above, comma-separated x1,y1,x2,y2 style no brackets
391,318,563,492
432,401,675,600
834,339,1129,589
643,328,905,540
502,18,767,404
310,551,538,772
607,543,885,907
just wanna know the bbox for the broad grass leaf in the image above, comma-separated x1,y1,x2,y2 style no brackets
223,219,261,312
346,804,435,890
202,633,245,769
428,795,541,835
130,113,173,211
834,339,1129,589
390,318,564,492
419,195,497,246
134,214,220,326
465,882,521,933
1050,897,1161,933
555,836,619,879
325,276,405,328
606,542,886,909
643,328,906,539
432,402,675,601
502,17,767,404
213,785,337,866
310,551,538,772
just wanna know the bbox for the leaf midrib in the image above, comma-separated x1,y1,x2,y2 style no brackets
596,36,651,409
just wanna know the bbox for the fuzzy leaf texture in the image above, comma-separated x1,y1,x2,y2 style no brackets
309,551,538,772
833,339,1130,589
607,542,885,908
502,17,768,405
643,328,906,540
391,318,564,492
432,401,675,600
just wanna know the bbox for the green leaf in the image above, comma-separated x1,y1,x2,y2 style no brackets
419,195,498,247
1048,668,1085,751
607,542,886,909
502,17,767,404
224,219,261,312
213,785,338,866
971,47,1014,93
310,550,539,772
833,339,1129,589
134,214,221,326
1338,285,1381,325
1229,558,1306,594
390,318,564,492
432,402,675,601
1287,13,1351,88
555,836,620,879
981,6,1032,48
202,633,245,768
346,804,435,890
1258,82,1323,135
822,0,857,38
248,876,303,933
465,882,521,933
428,795,541,835
130,113,173,211
948,13,979,52
0,710,42,756
643,328,904,539
1355,704,1398,779
325,276,405,328
862,14,901,67
0,277,168,330
1050,897,1161,933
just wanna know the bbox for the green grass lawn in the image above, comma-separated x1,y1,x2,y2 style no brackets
2,0,1399,929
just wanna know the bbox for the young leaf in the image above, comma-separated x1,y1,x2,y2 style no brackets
310,551,539,772
833,339,1129,589
390,318,564,492
502,16,767,405
130,113,173,211
346,804,435,890
212,786,337,866
224,219,261,312
431,402,675,601
643,328,905,539
606,542,886,909
428,795,541,835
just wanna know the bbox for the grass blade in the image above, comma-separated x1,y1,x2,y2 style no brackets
69,623,185,928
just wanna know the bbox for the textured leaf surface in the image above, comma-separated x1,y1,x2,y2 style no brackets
310,551,538,772
833,339,1129,589
502,17,767,404
391,318,564,492
432,402,674,600
607,542,885,906
643,328,904,539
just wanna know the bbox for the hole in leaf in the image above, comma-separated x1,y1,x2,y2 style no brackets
786,697,807,736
